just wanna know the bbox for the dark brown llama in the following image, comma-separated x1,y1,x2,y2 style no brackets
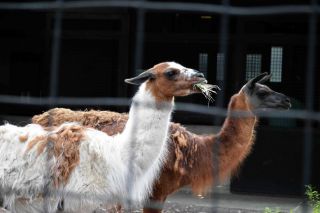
32,73,291,212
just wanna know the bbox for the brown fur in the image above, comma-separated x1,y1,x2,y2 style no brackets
32,92,257,212
216,92,256,181
145,62,174,103
24,124,85,187
33,108,128,136
146,80,173,103
19,134,28,143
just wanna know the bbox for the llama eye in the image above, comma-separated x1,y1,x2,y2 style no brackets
165,70,177,79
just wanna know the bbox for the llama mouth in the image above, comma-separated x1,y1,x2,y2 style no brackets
260,102,291,110
191,78,207,85
279,102,291,110
275,100,291,110
191,79,207,92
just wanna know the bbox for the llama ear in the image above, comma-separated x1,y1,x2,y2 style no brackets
257,74,271,84
125,70,156,85
247,72,269,89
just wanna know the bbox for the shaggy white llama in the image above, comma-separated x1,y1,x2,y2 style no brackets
0,62,208,212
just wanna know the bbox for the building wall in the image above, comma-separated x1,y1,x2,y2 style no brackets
0,8,319,123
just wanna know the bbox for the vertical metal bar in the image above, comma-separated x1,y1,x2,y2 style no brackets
134,2,145,74
125,0,145,210
215,0,230,114
49,0,63,99
44,0,63,211
211,0,230,211
302,0,317,211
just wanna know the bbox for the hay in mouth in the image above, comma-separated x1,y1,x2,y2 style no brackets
193,83,220,103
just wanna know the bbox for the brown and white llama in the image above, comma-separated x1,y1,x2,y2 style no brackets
0,62,210,213
32,73,291,212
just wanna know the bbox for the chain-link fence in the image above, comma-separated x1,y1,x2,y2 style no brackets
0,0,319,212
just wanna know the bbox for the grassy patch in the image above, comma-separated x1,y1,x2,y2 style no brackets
264,207,281,213
306,185,320,213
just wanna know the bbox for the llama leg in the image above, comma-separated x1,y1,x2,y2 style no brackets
8,198,59,213
62,196,98,213
143,196,167,213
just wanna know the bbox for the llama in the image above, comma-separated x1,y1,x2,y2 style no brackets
0,62,210,213
32,73,291,212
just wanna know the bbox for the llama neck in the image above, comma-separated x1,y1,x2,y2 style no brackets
214,91,257,181
151,92,257,195
121,82,173,172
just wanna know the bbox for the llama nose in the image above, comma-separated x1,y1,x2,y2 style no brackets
285,97,291,104
194,72,204,78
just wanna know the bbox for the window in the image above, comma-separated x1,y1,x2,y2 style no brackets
245,54,262,80
198,53,208,77
216,53,225,81
270,46,283,82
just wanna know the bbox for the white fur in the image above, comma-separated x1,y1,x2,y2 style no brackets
0,83,173,212
167,61,198,78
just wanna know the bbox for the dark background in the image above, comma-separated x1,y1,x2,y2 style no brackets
0,0,319,197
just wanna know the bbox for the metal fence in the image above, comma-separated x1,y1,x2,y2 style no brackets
0,0,319,212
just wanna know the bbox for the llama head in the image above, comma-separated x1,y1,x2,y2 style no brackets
125,62,209,101
242,73,291,110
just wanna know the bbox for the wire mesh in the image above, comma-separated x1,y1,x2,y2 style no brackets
0,0,318,212
302,0,318,211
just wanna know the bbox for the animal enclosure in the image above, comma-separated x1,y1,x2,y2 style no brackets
0,0,319,212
